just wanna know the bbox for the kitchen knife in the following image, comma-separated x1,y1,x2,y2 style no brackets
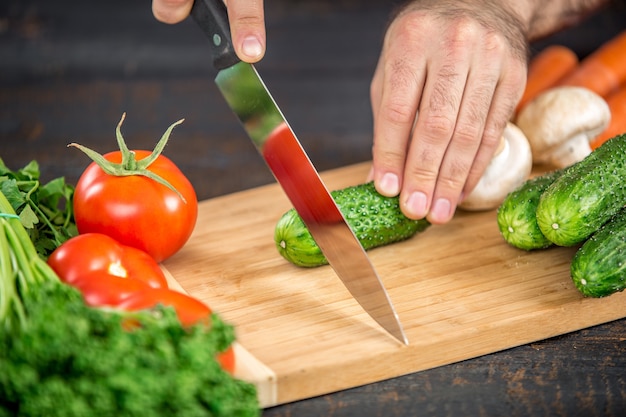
190,0,408,345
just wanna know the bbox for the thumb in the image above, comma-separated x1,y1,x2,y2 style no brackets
225,0,266,62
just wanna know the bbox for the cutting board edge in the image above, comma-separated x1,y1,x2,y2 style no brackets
161,264,278,407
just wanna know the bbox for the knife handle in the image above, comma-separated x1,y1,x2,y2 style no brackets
190,0,240,70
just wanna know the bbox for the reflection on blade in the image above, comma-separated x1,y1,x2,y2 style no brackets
215,62,408,345
215,62,282,146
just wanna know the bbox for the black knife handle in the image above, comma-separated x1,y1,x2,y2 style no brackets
190,0,240,70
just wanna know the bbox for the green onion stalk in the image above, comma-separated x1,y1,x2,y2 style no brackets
0,191,59,333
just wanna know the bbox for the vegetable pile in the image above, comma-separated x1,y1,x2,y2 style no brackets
497,132,626,298
514,30,626,169
0,116,260,416
501,31,626,298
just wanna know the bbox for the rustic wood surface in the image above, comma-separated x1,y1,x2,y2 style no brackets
2,1,626,416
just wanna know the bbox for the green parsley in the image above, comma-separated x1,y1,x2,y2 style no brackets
0,189,260,417
0,158,77,259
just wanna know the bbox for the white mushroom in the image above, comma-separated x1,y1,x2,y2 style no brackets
459,122,532,211
516,86,610,168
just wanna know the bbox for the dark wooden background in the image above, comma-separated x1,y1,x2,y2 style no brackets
1,1,626,416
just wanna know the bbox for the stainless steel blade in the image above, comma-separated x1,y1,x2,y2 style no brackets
191,0,407,345
215,63,407,345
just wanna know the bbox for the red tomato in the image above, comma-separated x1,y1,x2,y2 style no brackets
117,288,236,373
217,346,236,374
73,149,198,262
48,233,168,289
73,271,151,307
116,288,212,327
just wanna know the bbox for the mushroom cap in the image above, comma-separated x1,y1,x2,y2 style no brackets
516,86,610,166
459,122,533,211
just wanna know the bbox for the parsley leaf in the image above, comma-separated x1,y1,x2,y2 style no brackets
0,158,77,259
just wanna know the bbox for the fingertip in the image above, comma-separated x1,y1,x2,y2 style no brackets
402,191,428,220
239,35,265,62
152,0,192,24
426,198,455,225
378,172,400,196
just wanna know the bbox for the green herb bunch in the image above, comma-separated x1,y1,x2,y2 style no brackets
0,188,260,417
0,282,260,417
0,158,77,259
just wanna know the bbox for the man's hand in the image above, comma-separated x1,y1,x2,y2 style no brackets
369,0,529,224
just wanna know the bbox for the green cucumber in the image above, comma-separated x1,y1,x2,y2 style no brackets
571,207,626,297
536,133,626,246
496,169,564,250
274,182,430,267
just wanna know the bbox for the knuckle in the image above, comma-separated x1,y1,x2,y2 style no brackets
481,30,507,54
372,129,409,168
446,17,476,45
420,113,456,139
233,14,264,27
483,115,509,142
382,99,417,126
481,128,503,149
408,165,439,185
453,124,482,149
372,148,407,179
438,163,469,191
377,59,421,126
440,15,484,52
377,149,407,168
393,10,431,42
406,149,440,182
225,0,265,28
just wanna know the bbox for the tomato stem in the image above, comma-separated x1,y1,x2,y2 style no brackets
115,112,133,164
68,113,187,203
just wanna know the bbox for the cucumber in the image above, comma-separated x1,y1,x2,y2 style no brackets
496,169,564,250
274,182,430,267
571,207,626,297
536,133,626,246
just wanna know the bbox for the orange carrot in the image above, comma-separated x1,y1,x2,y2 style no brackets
558,30,626,98
591,83,626,149
516,45,579,114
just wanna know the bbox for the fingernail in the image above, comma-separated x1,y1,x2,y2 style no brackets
241,36,263,59
379,172,400,196
430,198,452,223
405,191,428,218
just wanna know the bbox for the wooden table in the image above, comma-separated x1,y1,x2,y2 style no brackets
2,1,625,416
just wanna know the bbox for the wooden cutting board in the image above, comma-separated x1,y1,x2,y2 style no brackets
161,161,626,408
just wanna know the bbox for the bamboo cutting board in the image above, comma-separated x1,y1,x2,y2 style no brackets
161,161,626,408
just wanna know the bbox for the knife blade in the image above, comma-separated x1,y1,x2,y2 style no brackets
190,0,408,345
